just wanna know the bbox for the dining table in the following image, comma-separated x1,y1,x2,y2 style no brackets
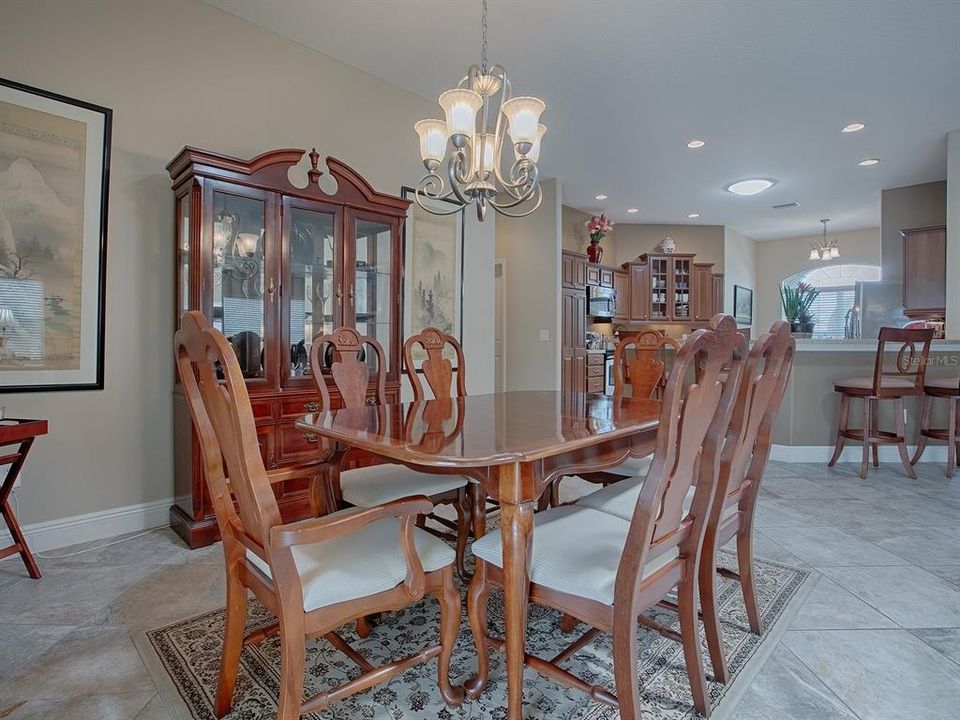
296,389,661,720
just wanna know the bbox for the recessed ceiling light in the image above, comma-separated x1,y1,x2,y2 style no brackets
725,178,777,196
626,208,639,214
687,213,700,219
594,194,608,200
686,139,705,149
842,122,865,133
858,158,880,166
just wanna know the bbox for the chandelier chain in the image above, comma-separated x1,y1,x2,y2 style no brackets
481,0,488,72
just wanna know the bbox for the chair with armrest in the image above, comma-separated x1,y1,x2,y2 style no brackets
310,327,474,580
465,315,746,719
174,311,462,720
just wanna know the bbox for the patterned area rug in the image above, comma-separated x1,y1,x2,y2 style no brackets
143,548,811,720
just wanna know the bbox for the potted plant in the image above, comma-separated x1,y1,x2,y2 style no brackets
585,213,614,263
780,282,819,334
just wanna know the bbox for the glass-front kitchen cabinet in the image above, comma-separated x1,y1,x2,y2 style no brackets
639,253,697,322
168,147,409,547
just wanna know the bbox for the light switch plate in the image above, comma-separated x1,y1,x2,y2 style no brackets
539,329,550,342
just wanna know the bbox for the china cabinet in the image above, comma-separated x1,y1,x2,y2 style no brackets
168,147,409,547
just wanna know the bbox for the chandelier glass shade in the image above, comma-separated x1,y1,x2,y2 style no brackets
809,219,840,261
413,0,546,221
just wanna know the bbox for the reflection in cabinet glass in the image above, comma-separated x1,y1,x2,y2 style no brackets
289,207,335,378
177,193,191,317
353,218,393,373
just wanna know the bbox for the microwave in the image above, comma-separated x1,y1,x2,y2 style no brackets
587,285,617,318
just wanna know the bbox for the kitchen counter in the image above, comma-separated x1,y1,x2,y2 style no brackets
791,338,960,352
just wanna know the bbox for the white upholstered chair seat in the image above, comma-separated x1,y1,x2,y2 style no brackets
471,506,678,606
576,476,740,525
340,464,468,507
246,510,455,611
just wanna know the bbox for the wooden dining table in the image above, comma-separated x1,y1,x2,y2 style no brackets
296,389,660,719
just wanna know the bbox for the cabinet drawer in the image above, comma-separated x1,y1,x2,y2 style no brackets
251,399,275,422
278,421,323,460
586,352,605,366
281,395,324,418
587,364,605,377
599,269,614,288
586,377,605,394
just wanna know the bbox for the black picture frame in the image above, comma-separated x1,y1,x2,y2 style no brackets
734,285,753,325
0,78,112,392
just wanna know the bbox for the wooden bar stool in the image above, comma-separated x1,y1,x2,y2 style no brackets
911,376,960,477
828,327,934,479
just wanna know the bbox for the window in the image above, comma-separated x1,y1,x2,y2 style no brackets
781,264,881,339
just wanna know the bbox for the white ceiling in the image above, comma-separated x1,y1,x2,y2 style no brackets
207,0,960,240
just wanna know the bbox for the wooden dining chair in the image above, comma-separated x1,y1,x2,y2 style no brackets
466,316,746,719
828,326,934,479
404,326,487,557
911,374,960,477
547,331,681,507
174,312,463,720
310,327,474,580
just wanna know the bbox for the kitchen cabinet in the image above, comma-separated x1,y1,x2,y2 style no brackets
642,253,696,321
627,261,650,321
712,273,724,316
613,270,629,321
902,226,946,318
693,263,716,321
561,287,587,394
562,250,587,289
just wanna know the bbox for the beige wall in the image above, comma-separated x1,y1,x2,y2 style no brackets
754,228,882,331
880,181,947,285
722,227,757,331
612,224,724,270
947,131,960,338
496,179,562,391
0,0,495,528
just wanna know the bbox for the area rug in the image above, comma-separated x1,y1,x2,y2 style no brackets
142,547,812,720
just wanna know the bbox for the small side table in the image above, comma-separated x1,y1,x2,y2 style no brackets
0,419,48,578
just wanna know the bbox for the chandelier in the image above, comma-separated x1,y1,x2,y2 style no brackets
413,0,546,221
809,219,840,261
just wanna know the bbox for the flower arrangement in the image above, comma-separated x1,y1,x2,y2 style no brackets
585,214,614,243
780,281,820,329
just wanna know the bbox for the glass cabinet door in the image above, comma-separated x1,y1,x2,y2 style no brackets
284,201,337,383
176,190,192,323
672,258,691,320
348,215,396,376
649,257,669,320
209,188,271,381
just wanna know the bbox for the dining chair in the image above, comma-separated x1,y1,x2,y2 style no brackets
828,326,934,479
547,330,680,507
911,374,960,477
174,312,463,720
466,315,746,719
404,327,488,566
576,322,794,683
310,327,474,580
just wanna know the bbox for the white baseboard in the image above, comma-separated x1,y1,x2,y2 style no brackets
0,496,173,555
769,444,948,464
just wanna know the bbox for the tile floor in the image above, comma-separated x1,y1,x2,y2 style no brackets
0,461,958,720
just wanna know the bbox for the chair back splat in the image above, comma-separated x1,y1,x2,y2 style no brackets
871,326,934,397
309,327,388,409
613,330,682,399
404,327,467,401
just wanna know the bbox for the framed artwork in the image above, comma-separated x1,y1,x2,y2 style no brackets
401,187,464,365
734,285,753,325
0,78,111,392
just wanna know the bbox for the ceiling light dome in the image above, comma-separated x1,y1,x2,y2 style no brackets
842,123,865,133
725,178,776,196
858,158,880,166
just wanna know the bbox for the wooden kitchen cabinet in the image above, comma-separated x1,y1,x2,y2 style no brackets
642,253,696,321
585,264,601,287
693,263,716,321
902,226,946,318
712,273,724,316
627,261,650,321
561,287,587,394
613,270,629,321
562,250,588,289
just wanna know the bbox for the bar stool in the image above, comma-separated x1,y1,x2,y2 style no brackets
828,327,934,479
911,376,960,477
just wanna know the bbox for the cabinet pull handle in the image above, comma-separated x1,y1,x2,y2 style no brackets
348,284,355,306
336,283,343,299
267,278,276,300
303,401,320,413
268,453,278,469
303,432,318,444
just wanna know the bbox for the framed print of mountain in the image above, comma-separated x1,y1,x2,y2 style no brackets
0,78,111,392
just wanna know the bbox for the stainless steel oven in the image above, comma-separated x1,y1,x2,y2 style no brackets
604,351,615,394
587,285,617,319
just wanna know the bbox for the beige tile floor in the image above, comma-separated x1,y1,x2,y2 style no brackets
0,462,958,720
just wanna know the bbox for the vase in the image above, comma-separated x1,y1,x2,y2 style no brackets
800,320,814,334
587,239,603,264
790,321,802,333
